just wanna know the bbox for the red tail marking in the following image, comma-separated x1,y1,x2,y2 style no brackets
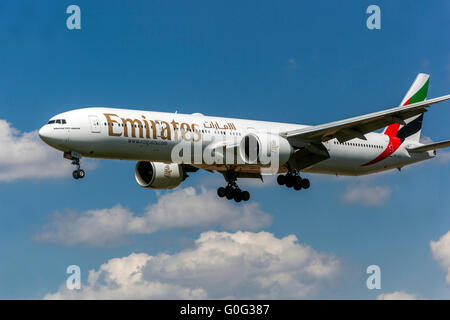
361,136,401,166
383,97,411,137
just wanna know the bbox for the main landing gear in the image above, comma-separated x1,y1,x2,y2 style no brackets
277,172,310,191
64,152,85,180
217,185,250,203
217,172,250,203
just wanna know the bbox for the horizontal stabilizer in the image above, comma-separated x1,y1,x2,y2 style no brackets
407,140,450,153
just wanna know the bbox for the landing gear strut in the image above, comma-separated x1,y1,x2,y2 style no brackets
217,171,250,203
64,152,85,180
277,172,310,191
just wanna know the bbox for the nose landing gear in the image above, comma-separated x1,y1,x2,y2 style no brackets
64,151,85,180
277,172,310,191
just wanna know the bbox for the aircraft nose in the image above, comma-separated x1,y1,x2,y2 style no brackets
38,125,51,143
39,124,64,148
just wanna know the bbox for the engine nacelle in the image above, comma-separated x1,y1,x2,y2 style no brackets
135,161,186,189
239,132,293,167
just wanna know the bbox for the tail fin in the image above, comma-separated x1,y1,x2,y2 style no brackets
383,73,429,142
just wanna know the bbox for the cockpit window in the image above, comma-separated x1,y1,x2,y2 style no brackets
47,119,67,125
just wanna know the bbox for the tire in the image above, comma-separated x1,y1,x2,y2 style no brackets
234,191,242,203
293,176,302,190
277,175,286,185
217,187,226,198
301,178,310,189
78,170,85,179
72,170,79,179
285,175,294,188
242,191,250,201
225,186,234,200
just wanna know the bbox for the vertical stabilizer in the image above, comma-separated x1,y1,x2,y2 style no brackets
383,73,429,142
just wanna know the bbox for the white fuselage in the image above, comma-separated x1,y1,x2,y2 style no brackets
38,107,434,176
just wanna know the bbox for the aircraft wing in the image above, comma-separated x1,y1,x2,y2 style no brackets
281,95,450,146
407,140,450,153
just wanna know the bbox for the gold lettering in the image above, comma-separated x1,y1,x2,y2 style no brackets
160,121,171,140
141,116,150,139
121,118,143,138
103,113,122,137
148,120,158,139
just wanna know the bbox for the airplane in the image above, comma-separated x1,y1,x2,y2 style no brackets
39,73,450,203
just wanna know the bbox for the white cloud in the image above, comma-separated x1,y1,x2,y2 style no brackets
44,230,341,299
420,136,434,145
430,231,450,284
377,291,421,300
35,187,273,246
341,185,390,206
45,253,206,299
0,119,96,182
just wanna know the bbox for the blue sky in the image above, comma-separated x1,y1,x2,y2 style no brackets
0,0,449,299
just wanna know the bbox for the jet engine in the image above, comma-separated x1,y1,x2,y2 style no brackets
239,132,293,166
134,161,186,189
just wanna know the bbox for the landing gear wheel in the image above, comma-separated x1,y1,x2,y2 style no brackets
277,175,286,185
293,176,302,190
225,186,234,200
217,187,226,198
285,175,294,188
220,171,251,203
280,171,311,191
301,178,310,189
234,191,242,203
72,169,85,179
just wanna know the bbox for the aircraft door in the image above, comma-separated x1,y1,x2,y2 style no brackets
89,115,102,133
